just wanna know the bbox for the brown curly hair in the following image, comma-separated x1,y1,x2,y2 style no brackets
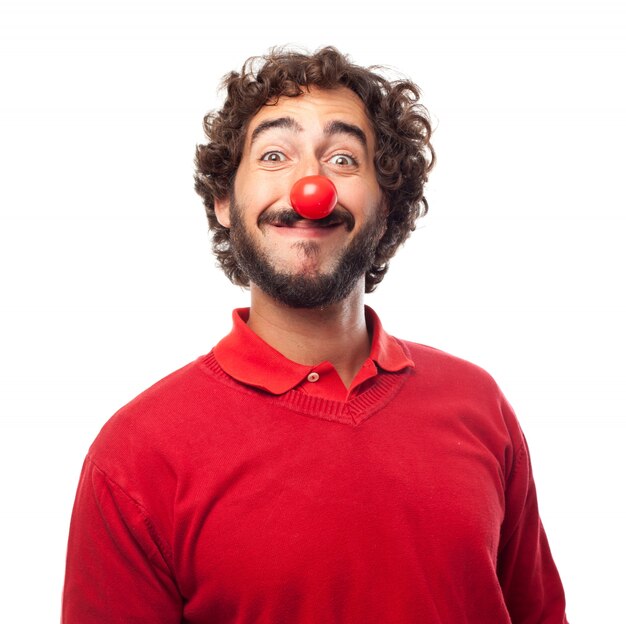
194,46,435,293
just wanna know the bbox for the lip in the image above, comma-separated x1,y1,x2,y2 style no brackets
268,221,344,238
259,205,353,229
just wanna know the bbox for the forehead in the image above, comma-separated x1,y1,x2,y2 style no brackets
245,86,375,146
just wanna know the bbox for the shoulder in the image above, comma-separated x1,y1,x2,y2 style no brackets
87,354,220,475
396,339,525,448
102,357,208,424
399,339,500,394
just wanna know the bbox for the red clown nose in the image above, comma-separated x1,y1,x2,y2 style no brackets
289,175,338,220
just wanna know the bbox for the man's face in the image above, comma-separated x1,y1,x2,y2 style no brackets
215,86,386,308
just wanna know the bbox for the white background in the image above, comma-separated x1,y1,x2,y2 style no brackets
1,0,624,620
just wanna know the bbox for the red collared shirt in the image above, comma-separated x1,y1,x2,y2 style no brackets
213,306,414,402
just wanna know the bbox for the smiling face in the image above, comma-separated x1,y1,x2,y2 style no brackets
214,86,387,308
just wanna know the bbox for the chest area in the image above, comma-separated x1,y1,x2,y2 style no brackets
169,399,509,619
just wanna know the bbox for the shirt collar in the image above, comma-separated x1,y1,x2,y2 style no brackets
212,306,414,395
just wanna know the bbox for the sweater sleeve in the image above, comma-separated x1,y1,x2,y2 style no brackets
497,435,568,624
62,456,183,624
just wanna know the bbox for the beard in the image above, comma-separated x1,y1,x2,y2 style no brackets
228,198,385,309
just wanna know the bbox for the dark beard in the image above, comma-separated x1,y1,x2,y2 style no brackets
228,200,385,309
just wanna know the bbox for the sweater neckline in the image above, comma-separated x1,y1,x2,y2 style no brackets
212,306,414,398
198,350,413,427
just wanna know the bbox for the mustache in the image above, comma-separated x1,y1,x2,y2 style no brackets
258,206,355,231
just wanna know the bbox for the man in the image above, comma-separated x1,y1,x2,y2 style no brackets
63,47,568,623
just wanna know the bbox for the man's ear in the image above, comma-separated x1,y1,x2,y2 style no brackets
214,195,231,228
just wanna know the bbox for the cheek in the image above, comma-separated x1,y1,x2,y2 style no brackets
237,174,288,215
339,178,383,214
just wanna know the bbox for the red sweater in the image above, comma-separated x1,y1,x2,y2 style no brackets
63,310,567,623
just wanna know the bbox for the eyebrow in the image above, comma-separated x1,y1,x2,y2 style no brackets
324,120,368,150
250,117,303,145
249,116,369,150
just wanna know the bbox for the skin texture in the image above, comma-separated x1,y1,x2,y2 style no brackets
214,87,387,389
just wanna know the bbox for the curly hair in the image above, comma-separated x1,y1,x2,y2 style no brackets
194,46,435,293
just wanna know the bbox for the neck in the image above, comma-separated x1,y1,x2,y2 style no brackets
247,283,371,390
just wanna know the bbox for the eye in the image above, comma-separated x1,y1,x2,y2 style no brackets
260,151,287,163
329,153,358,166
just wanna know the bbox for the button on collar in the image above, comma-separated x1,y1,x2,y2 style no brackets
307,372,320,383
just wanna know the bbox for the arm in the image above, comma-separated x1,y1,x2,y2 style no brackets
62,457,183,623
497,438,568,624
